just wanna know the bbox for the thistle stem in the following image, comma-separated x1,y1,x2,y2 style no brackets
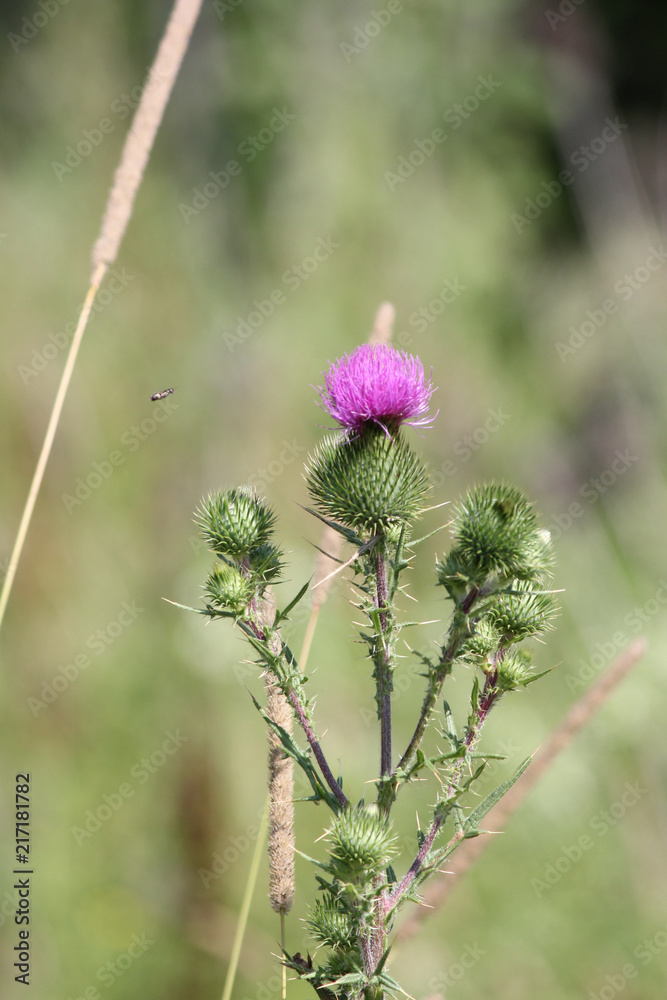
374,547,392,778
394,586,479,775
385,812,447,910
287,689,348,809
244,613,348,809
388,647,499,911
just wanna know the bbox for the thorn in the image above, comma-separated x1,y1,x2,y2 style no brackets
311,534,381,589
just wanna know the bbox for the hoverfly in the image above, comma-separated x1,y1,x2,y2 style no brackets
150,388,175,401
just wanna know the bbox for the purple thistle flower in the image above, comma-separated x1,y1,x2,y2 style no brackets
317,344,437,435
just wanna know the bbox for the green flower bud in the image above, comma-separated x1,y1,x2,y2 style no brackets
495,649,534,692
307,898,355,949
322,949,361,978
449,483,550,584
435,547,472,600
248,543,285,583
459,618,502,661
196,488,276,557
485,581,556,643
306,426,430,540
326,804,397,880
204,565,254,615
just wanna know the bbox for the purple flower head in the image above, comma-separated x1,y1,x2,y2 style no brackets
317,344,437,435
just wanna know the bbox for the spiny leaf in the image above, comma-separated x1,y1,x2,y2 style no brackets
406,521,449,548
463,755,532,834
302,506,364,546
275,579,311,624
249,693,337,808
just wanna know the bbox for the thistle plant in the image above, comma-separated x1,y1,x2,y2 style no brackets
189,342,557,999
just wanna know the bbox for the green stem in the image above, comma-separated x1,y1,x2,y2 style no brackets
221,797,269,1000
374,545,392,779
395,586,479,775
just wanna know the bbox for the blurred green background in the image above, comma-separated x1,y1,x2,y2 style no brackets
1,0,666,997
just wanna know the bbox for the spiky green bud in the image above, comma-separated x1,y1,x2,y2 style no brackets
196,488,277,557
485,581,556,643
459,618,502,661
441,483,553,588
204,565,254,615
306,426,430,540
307,898,355,950
321,948,361,978
495,649,535,692
325,804,397,880
247,542,284,583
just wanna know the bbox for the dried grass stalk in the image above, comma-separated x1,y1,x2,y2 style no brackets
261,594,295,914
92,0,203,272
266,677,295,914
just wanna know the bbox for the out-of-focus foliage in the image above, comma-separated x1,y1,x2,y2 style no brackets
1,1,665,998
